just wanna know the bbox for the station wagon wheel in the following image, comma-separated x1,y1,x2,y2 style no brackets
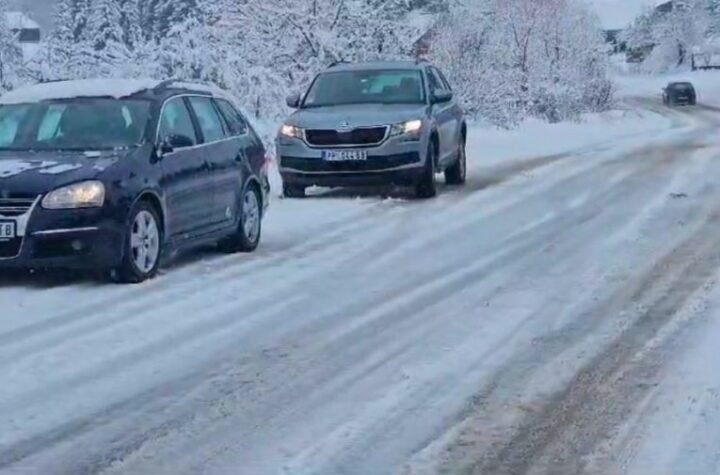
113,201,163,284
219,183,262,253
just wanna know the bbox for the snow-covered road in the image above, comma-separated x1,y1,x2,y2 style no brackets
3,98,720,475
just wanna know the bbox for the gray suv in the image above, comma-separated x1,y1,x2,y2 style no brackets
276,60,466,198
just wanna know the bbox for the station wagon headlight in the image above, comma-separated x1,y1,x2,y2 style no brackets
390,119,423,137
280,124,304,139
42,181,105,209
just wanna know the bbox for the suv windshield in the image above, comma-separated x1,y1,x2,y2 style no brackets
0,97,151,151
303,69,425,107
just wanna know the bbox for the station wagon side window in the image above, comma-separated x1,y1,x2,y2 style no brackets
158,97,198,146
188,96,226,143
0,104,30,146
215,99,248,136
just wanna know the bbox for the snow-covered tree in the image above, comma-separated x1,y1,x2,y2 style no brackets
430,0,611,125
0,0,23,90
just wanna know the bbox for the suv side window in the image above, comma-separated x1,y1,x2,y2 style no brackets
215,99,248,136
426,68,444,93
434,68,453,92
158,98,198,146
188,96,226,143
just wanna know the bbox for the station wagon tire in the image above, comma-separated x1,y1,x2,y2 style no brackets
445,137,467,185
283,182,306,199
415,143,438,199
219,184,262,253
112,201,163,284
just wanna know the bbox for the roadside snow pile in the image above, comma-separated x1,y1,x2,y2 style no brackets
614,70,720,106
467,108,673,169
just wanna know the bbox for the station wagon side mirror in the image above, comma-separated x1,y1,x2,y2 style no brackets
159,134,194,156
431,90,453,104
286,93,301,109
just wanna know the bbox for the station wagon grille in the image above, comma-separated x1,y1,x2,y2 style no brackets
0,238,21,258
305,127,388,147
0,197,36,217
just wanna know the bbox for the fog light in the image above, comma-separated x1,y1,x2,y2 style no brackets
71,240,84,252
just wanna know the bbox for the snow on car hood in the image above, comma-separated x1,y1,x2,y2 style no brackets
0,150,123,195
287,103,429,129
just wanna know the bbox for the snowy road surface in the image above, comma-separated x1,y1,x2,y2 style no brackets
3,99,720,475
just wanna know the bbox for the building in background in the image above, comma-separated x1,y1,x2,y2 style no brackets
5,11,41,60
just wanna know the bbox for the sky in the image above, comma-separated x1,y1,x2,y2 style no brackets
587,0,656,29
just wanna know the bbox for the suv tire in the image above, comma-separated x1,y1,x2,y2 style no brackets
283,183,306,198
445,137,467,185
415,143,438,199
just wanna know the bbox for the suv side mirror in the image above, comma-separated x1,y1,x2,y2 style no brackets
160,134,194,155
431,90,453,104
286,93,301,108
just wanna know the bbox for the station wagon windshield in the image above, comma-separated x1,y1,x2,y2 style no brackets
0,98,151,151
303,69,425,107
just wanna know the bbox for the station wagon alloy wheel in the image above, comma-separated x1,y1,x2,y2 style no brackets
243,188,260,243
131,210,161,274
219,184,262,253
113,201,164,284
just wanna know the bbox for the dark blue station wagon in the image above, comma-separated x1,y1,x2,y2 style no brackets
0,79,270,283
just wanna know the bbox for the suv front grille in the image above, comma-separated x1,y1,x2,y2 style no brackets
305,127,388,147
0,197,35,217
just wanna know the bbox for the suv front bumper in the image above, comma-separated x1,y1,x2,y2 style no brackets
277,134,427,188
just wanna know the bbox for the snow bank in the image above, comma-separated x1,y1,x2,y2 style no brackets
466,108,673,169
0,79,162,104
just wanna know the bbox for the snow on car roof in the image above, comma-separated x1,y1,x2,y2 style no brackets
0,78,163,104
4,11,40,30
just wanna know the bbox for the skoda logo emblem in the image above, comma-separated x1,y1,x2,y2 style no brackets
337,121,352,132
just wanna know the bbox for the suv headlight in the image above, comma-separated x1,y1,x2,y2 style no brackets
42,181,106,209
280,124,304,140
390,119,423,137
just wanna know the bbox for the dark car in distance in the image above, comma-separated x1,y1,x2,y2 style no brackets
0,78,270,283
662,81,697,106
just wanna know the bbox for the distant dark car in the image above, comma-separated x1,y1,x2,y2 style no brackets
662,81,697,106
0,79,270,283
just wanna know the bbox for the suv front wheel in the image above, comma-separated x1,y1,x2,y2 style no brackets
445,137,467,185
415,143,438,199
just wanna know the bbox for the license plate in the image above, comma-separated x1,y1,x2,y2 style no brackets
0,221,15,240
322,150,367,161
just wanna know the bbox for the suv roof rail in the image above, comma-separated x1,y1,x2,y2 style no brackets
327,60,352,68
